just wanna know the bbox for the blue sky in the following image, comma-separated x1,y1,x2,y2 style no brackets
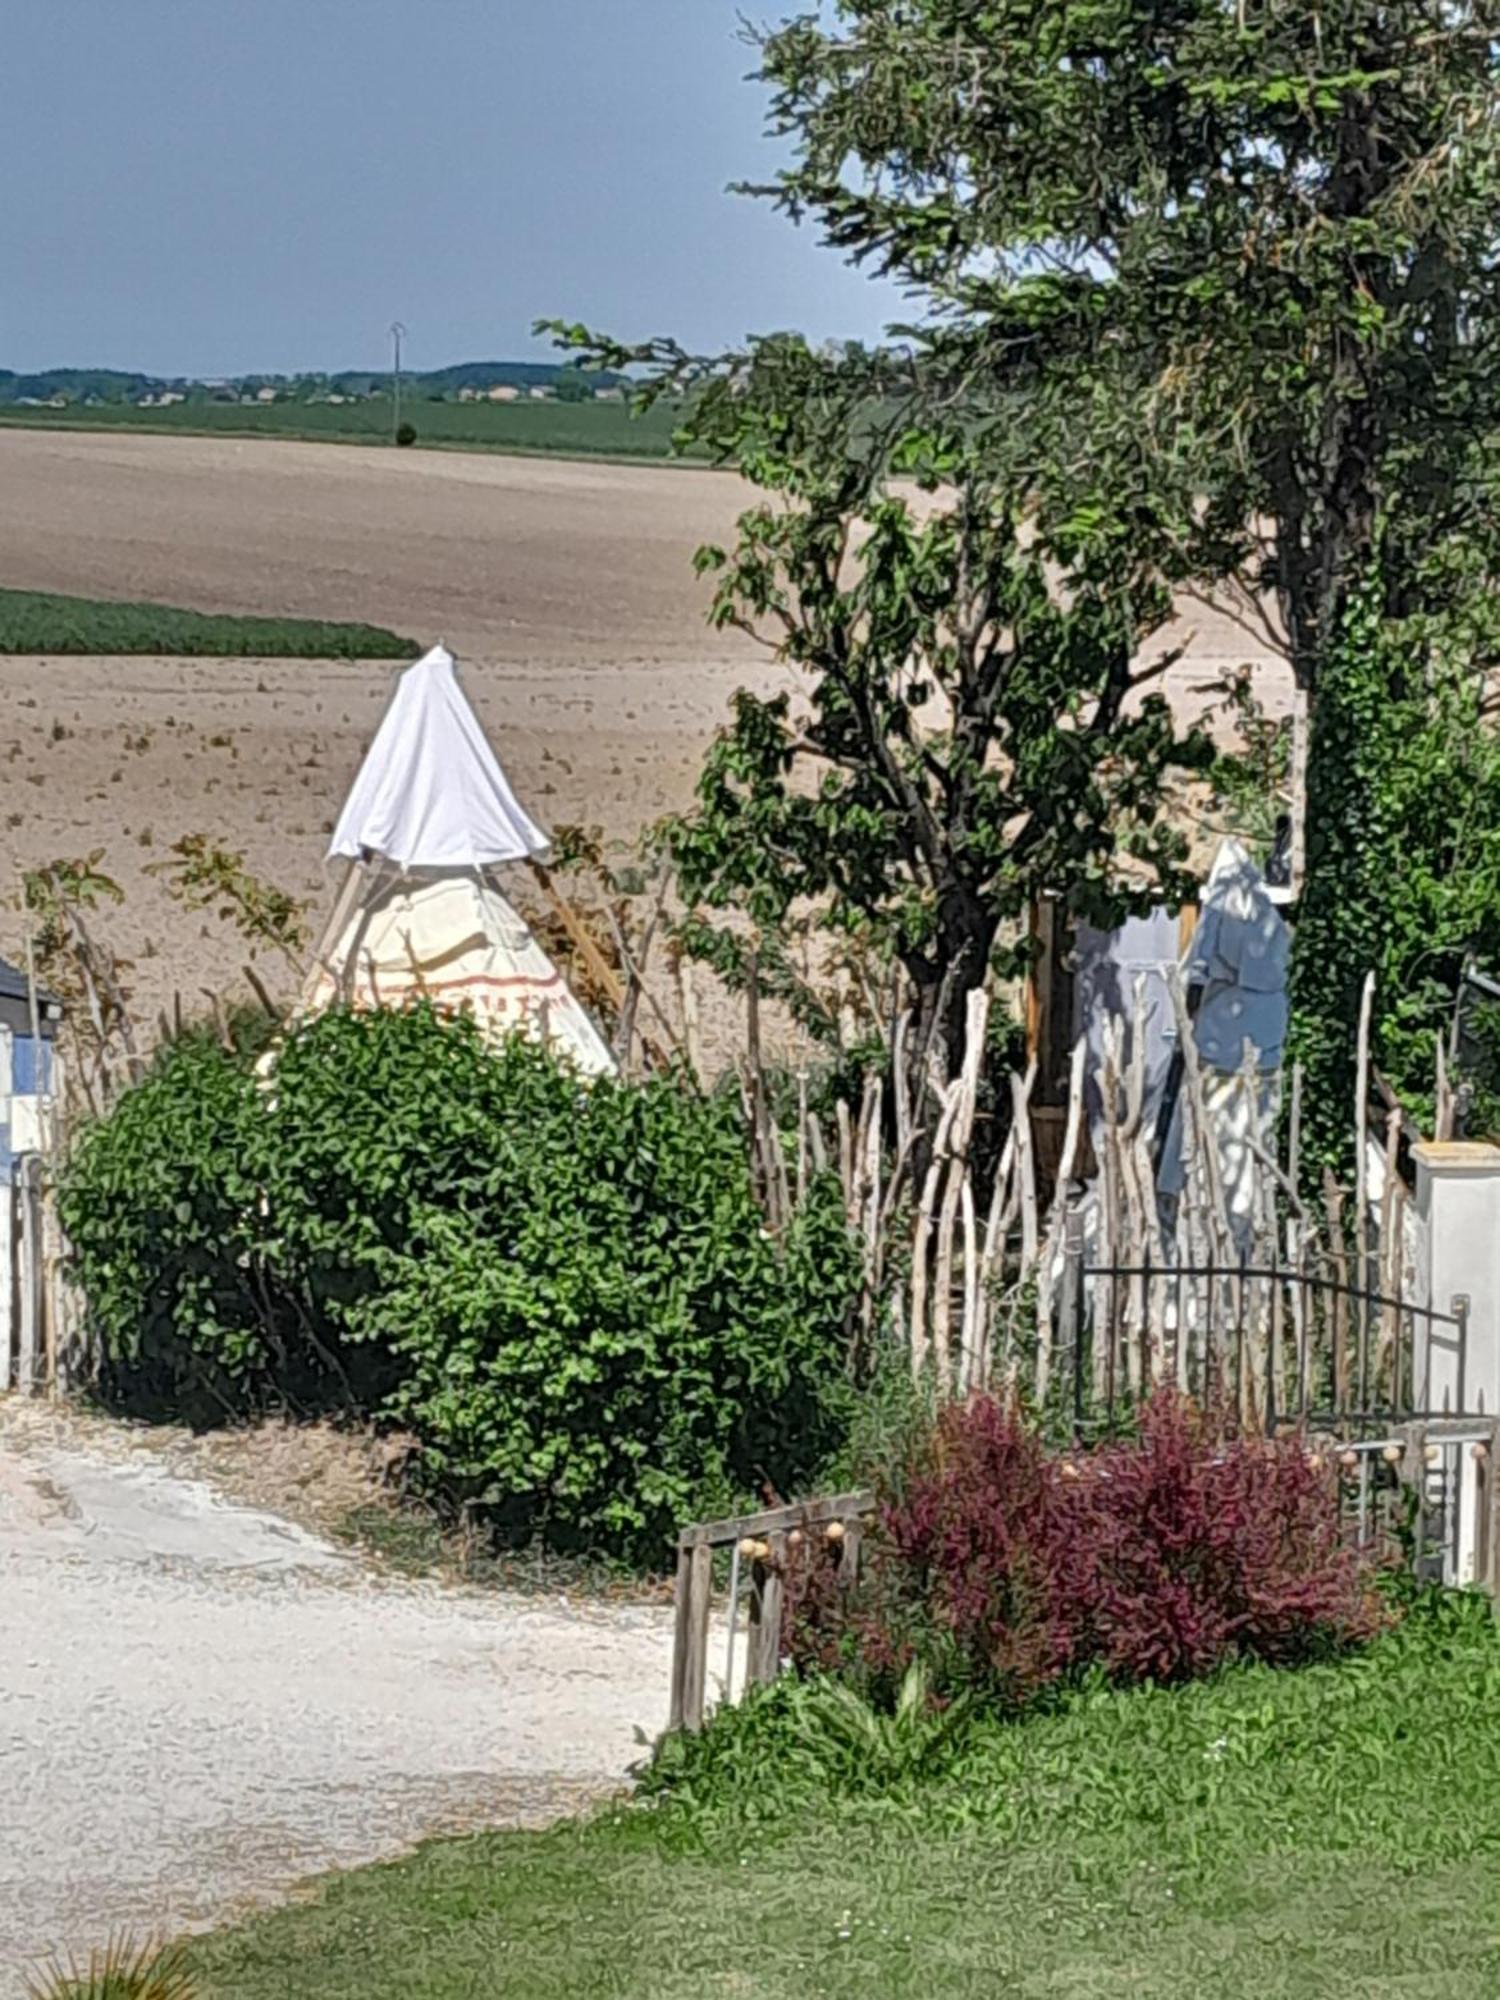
2,0,900,376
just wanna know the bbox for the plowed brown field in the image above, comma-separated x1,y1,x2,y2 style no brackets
0,428,1289,1027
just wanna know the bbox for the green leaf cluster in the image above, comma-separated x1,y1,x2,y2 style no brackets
59,1006,863,1565
610,330,1214,1078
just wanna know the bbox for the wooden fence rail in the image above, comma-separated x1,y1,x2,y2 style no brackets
668,1490,874,1733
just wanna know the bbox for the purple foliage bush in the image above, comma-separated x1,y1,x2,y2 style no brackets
786,1391,1386,1708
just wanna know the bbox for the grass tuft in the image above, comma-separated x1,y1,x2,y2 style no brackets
27,1936,197,2000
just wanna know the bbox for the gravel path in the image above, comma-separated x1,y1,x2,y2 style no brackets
0,1412,677,1991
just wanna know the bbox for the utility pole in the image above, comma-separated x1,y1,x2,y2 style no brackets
390,321,406,444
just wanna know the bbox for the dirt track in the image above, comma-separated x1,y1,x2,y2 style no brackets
0,428,1290,1025
0,1402,676,1992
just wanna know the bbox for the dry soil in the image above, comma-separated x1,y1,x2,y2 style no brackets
0,426,1292,1028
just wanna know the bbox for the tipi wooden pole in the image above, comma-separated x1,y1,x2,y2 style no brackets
299,859,366,1009
525,860,627,1011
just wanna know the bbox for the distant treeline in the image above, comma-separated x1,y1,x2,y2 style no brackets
0,360,626,406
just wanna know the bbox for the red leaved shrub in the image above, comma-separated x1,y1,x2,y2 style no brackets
1067,1393,1385,1682
786,1395,1083,1705
784,1390,1386,1709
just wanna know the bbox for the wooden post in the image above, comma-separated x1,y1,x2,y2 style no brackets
1401,1425,1429,1580
746,1553,773,1686
757,1532,787,1685
840,1518,863,1587
746,1534,790,1688
1353,970,1376,1412
1036,1040,1087,1403
16,1163,39,1395
909,1081,964,1380
1058,1205,1085,1421
668,1546,694,1734
1485,1433,1500,1594
932,989,988,1386
674,1542,714,1732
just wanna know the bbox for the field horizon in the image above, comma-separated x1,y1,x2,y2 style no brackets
0,392,688,464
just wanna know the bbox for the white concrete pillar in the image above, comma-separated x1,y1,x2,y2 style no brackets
1412,1141,1500,1582
1413,1142,1500,1416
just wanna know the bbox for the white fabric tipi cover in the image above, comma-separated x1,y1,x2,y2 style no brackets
311,644,614,1077
305,871,615,1076
328,643,549,869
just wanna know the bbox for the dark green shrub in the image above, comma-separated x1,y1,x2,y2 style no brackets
61,1005,863,1563
395,421,417,447
58,1031,287,1422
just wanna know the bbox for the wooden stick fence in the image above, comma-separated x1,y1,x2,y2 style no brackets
738,948,1413,1427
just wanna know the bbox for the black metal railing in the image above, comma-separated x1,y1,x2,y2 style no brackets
1063,1251,1471,1440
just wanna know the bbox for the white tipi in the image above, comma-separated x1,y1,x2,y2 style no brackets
302,644,615,1077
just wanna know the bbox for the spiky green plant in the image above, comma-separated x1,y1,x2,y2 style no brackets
782,1661,973,1790
26,1935,197,2000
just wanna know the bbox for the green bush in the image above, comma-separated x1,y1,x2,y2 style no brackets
60,1029,279,1420
60,1006,863,1563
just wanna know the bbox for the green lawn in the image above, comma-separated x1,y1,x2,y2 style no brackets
0,587,417,657
0,395,688,462
185,1593,1500,1999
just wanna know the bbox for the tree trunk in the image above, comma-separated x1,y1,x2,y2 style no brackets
907,905,998,1089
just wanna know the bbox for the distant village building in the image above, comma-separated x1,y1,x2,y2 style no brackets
487,385,521,403
527,386,553,401
256,385,278,403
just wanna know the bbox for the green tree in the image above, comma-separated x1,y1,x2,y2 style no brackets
564,2,1500,1154
655,338,1210,1078
744,1,1500,693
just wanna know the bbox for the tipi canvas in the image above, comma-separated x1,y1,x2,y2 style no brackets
304,644,615,1078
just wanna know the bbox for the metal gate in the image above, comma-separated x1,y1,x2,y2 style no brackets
1061,1249,1497,1586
